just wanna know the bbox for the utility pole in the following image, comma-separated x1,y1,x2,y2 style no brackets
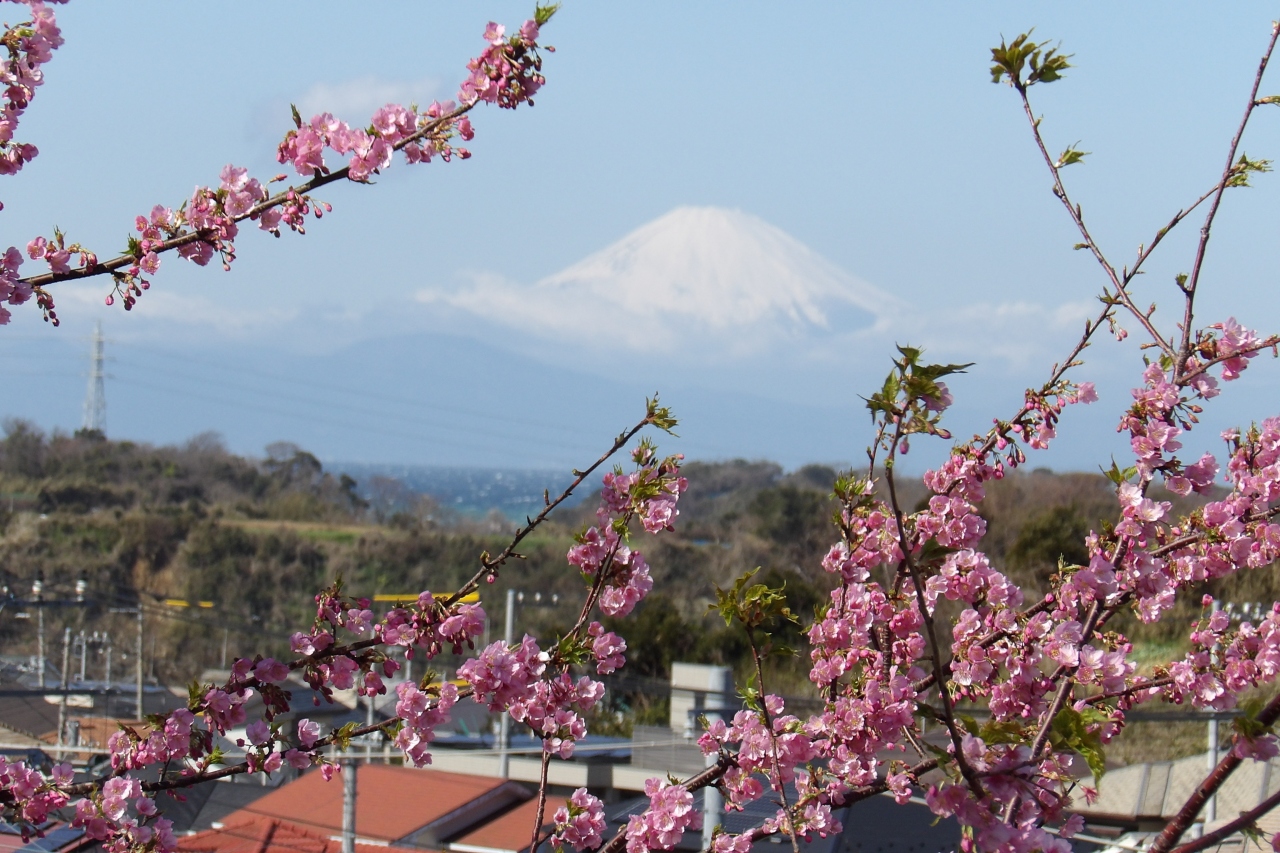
135,606,143,718
1207,600,1222,825
76,630,87,683
701,668,731,852
56,627,70,749
103,633,112,689
497,588,515,779
342,759,357,853
82,320,106,433
32,574,44,688
364,695,375,764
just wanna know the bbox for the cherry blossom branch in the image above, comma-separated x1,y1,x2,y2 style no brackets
527,752,553,853
445,401,669,607
598,758,734,853
882,439,985,799
1082,676,1173,705
1177,334,1280,384
15,106,472,291
745,626,801,853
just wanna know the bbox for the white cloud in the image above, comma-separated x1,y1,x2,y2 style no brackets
55,281,298,339
876,298,1099,368
293,75,443,124
250,76,443,142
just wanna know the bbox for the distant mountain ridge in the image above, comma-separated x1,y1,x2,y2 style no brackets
420,206,900,354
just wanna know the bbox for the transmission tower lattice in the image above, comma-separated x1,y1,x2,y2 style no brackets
82,321,106,433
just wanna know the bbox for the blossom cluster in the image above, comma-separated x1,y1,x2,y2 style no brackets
700,696,819,790
394,680,460,766
0,0,61,184
624,779,701,853
459,20,548,108
550,788,608,852
72,776,177,853
568,446,685,617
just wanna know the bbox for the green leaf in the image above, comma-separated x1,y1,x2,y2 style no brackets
534,3,560,27
1101,459,1137,486
645,396,679,434
1226,153,1273,188
990,31,1071,87
1055,144,1089,169
980,719,1027,745
332,721,360,749
1050,707,1107,780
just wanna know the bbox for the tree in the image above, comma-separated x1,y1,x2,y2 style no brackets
3,7,1280,853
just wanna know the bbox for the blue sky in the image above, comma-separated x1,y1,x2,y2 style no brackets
3,2,1280,474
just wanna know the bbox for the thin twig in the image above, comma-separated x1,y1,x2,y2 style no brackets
1013,84,1173,358
746,626,801,853
445,410,660,607
1176,22,1280,378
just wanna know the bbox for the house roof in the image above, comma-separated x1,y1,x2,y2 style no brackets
218,765,513,843
0,694,60,740
178,815,424,853
39,716,142,753
1076,751,1280,824
449,796,566,853
0,821,89,853
158,777,278,834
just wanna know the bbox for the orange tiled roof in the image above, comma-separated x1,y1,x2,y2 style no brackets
217,765,509,843
178,815,426,853
450,796,567,853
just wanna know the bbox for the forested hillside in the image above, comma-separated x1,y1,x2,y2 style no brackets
0,420,1270,759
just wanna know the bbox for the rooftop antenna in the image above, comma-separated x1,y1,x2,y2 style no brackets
82,320,106,434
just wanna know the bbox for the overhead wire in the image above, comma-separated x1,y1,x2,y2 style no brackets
109,372,584,461
122,341,603,438
109,355,592,455
2,334,633,464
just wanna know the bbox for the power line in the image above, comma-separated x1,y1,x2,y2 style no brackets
110,373,585,461
120,341,605,438
110,356,593,454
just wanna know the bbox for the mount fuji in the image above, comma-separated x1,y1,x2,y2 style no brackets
418,206,901,357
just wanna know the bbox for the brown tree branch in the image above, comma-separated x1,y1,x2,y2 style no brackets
1150,690,1280,853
